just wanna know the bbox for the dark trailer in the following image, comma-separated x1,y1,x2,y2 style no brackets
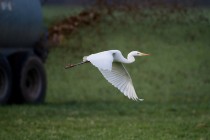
0,0,47,104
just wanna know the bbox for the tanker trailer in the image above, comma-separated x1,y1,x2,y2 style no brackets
0,0,48,104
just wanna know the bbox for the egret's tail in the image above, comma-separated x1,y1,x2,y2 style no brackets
83,56,87,62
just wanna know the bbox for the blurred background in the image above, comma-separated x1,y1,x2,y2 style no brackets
0,0,210,139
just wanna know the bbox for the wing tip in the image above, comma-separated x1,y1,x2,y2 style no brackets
129,97,144,101
138,98,144,101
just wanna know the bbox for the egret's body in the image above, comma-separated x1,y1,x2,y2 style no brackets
65,50,149,101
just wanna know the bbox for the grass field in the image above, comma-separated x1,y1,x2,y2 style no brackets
0,6,210,140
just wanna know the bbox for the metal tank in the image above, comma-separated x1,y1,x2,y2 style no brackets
0,0,43,48
0,0,48,104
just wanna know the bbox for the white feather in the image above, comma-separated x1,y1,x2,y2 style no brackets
87,51,113,71
98,62,143,101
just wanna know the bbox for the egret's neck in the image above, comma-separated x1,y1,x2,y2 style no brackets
127,52,135,63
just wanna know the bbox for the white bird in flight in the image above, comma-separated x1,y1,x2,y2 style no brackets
65,50,149,101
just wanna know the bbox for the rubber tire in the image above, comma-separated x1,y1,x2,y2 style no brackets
0,55,12,104
11,55,47,104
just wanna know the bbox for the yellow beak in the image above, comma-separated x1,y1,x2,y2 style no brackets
141,53,150,56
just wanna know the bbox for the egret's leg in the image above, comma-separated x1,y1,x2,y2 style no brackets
65,61,89,69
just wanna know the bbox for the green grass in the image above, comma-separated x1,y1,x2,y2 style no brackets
0,6,210,140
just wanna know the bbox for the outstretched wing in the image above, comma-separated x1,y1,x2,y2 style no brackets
99,62,143,101
86,51,114,71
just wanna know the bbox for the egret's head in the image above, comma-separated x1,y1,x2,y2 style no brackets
131,51,150,56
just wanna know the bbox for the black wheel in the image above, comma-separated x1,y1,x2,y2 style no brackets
0,55,12,104
10,54,47,104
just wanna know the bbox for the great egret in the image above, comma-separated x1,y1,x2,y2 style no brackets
65,50,149,101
